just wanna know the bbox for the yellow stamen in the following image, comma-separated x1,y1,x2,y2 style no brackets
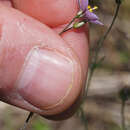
93,6,98,10
88,5,91,9
88,5,98,12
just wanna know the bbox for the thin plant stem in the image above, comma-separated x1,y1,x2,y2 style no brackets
80,107,88,130
59,27,73,35
59,17,77,35
25,112,34,123
85,3,121,98
121,101,126,130
95,3,120,58
20,112,34,130
80,3,121,130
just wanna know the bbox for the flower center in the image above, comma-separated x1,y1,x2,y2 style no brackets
88,5,98,12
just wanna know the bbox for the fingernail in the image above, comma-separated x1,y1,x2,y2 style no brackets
17,47,79,112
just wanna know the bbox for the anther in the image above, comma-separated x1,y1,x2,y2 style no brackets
88,5,98,12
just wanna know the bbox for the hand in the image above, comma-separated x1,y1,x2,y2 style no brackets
0,0,89,120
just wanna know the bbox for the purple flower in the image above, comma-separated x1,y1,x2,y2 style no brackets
78,0,103,25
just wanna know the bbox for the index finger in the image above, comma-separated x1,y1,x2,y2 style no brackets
12,0,78,27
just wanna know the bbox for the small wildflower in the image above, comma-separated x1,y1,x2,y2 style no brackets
78,0,103,25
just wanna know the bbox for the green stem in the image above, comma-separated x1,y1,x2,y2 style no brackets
26,112,34,123
85,3,121,98
79,3,121,129
20,112,34,130
59,27,73,35
95,3,121,57
59,16,77,35
80,107,88,130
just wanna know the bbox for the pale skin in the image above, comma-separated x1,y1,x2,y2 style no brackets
0,0,89,120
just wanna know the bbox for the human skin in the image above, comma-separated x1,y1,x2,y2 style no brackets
0,0,89,120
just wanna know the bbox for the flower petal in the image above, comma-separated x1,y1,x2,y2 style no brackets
85,11,99,20
90,20,103,25
79,0,88,11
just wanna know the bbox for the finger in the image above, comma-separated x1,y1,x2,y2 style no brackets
12,0,78,27
0,4,85,118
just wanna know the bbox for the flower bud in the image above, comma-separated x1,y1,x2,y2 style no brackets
76,10,84,18
73,21,85,28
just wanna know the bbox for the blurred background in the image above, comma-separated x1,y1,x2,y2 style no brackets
0,0,130,130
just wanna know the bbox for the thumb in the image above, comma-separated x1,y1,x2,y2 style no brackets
0,5,84,118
